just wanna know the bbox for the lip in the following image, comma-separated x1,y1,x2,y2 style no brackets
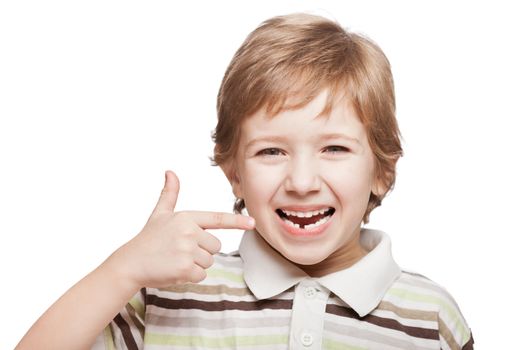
277,205,333,212
275,210,333,238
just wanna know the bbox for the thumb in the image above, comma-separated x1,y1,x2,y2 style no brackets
153,170,180,213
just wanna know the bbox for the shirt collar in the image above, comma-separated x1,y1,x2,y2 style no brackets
239,228,401,317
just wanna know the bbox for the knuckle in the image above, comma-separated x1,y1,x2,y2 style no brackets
212,212,224,226
205,254,215,268
201,232,221,254
175,240,193,254
180,228,196,239
211,237,222,254
176,257,194,275
235,214,244,227
190,268,207,283
176,224,198,240
173,211,186,222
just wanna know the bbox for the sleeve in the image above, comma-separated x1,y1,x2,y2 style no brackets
91,288,147,350
437,288,474,350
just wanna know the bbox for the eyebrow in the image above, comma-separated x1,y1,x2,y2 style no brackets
245,133,362,149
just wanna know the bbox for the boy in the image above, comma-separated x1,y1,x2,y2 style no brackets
17,13,473,350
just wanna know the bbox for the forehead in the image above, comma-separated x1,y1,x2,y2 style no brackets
240,89,367,143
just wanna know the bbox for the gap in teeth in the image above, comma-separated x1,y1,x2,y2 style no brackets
283,215,329,230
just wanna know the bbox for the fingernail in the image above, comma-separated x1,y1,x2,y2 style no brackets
247,217,255,227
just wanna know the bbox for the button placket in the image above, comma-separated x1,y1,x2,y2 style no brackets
289,280,329,349
304,286,317,299
300,331,314,346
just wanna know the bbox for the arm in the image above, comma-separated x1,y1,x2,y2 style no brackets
15,254,141,350
436,284,474,350
16,170,255,350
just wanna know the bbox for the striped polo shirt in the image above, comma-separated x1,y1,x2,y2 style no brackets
92,228,474,350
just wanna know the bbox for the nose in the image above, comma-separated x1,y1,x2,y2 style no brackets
284,156,321,195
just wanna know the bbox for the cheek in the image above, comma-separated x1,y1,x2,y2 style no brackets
241,165,283,225
323,163,373,201
241,163,285,202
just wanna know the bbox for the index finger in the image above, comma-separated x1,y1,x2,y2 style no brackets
183,211,255,230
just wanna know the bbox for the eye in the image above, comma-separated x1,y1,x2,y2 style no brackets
323,145,350,154
256,148,285,157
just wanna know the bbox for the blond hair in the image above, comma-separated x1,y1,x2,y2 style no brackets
211,13,403,224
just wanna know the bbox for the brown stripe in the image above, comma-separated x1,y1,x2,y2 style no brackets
438,316,459,350
113,313,139,350
125,303,145,339
367,314,439,340
462,333,474,350
377,300,437,321
159,283,253,297
324,320,437,350
146,294,292,312
326,304,439,340
215,252,241,259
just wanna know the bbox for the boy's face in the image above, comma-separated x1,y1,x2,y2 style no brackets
227,89,385,267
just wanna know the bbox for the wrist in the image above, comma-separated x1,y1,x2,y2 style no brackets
100,244,142,295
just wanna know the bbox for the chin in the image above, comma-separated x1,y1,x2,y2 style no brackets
281,249,328,266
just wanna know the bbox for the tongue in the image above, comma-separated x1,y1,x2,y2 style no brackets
287,213,326,227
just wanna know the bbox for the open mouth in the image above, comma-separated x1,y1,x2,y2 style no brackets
276,207,336,230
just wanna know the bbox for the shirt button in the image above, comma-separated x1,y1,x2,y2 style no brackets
300,332,314,346
304,286,317,299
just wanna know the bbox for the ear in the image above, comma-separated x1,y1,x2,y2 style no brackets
219,160,244,199
371,174,388,198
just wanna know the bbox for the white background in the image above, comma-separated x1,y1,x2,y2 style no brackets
1,1,523,348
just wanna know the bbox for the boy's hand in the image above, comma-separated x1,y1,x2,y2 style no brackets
107,170,255,290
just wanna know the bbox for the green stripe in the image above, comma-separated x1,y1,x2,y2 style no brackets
129,295,145,318
145,333,288,347
103,325,116,350
387,288,468,339
206,268,245,283
323,338,367,350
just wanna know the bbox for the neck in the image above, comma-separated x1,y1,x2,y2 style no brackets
295,230,368,277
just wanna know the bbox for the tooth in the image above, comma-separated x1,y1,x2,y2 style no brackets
282,208,332,219
284,219,294,227
306,219,321,230
303,215,331,230
284,218,297,228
